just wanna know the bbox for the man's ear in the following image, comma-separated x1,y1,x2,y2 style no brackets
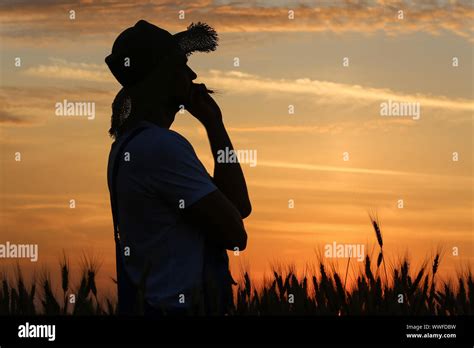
127,71,158,99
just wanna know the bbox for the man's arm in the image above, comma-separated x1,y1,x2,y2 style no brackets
182,189,247,251
185,83,252,218
205,120,252,218
148,129,247,251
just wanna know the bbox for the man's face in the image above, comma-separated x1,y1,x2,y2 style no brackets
168,54,197,107
135,52,198,128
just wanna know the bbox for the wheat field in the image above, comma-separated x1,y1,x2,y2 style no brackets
1,217,472,316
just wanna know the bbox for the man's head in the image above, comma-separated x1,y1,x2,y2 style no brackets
125,51,198,128
105,20,217,134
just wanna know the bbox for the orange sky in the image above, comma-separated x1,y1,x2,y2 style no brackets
0,0,473,297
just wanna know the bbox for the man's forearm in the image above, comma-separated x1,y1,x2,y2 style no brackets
204,120,252,218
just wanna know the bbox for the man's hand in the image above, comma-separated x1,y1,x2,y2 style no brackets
185,83,222,127
184,82,252,219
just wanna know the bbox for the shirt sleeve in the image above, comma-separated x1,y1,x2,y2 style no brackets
148,130,218,208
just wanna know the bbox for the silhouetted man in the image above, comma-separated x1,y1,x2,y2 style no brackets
106,20,251,316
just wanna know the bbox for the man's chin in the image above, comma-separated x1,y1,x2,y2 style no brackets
168,95,189,111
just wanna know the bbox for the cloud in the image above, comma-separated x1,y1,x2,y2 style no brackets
0,85,115,127
3,64,472,129
0,109,29,125
197,152,474,180
23,58,112,83
18,59,474,114
0,0,472,44
0,88,46,125
257,159,416,177
227,125,345,134
201,70,474,112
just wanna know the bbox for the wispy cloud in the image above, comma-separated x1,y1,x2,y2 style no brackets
3,62,472,128
18,59,473,113
0,85,115,126
23,58,111,83
198,153,474,180
0,109,29,125
201,70,474,112
0,0,472,43
227,125,345,134
20,58,474,111
253,159,474,180
257,160,415,177
225,119,424,136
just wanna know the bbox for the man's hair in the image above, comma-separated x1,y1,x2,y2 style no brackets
109,88,131,139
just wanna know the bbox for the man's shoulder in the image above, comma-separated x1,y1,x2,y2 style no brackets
131,123,194,158
141,125,190,147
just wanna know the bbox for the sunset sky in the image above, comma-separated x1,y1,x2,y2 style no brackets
0,0,472,296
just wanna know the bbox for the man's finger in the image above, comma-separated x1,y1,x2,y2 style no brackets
198,83,208,93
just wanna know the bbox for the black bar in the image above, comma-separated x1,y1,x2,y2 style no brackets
0,315,471,346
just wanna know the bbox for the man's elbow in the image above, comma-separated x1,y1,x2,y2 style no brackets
237,231,247,251
240,201,252,219
228,227,247,251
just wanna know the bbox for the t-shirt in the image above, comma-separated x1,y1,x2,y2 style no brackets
107,120,217,309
